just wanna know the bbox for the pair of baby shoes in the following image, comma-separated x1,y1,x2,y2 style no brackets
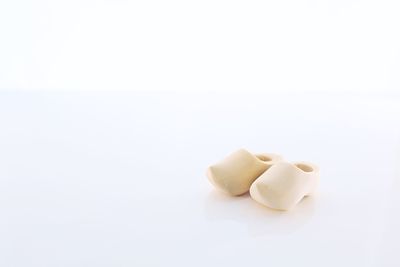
206,149,319,211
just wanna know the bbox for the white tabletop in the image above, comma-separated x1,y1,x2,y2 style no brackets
0,92,399,266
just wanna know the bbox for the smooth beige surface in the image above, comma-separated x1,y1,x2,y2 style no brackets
250,161,320,211
207,149,283,196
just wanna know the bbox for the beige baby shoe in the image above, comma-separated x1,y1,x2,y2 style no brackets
207,149,283,196
250,161,319,211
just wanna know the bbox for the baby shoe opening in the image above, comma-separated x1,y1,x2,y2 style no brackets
256,154,272,162
295,163,314,172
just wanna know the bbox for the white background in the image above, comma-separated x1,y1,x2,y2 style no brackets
1,1,400,267
0,0,400,92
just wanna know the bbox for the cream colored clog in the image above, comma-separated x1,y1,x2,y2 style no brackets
207,149,283,196
250,161,319,211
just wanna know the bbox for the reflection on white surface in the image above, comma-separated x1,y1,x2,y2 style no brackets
205,191,317,236
0,92,399,266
